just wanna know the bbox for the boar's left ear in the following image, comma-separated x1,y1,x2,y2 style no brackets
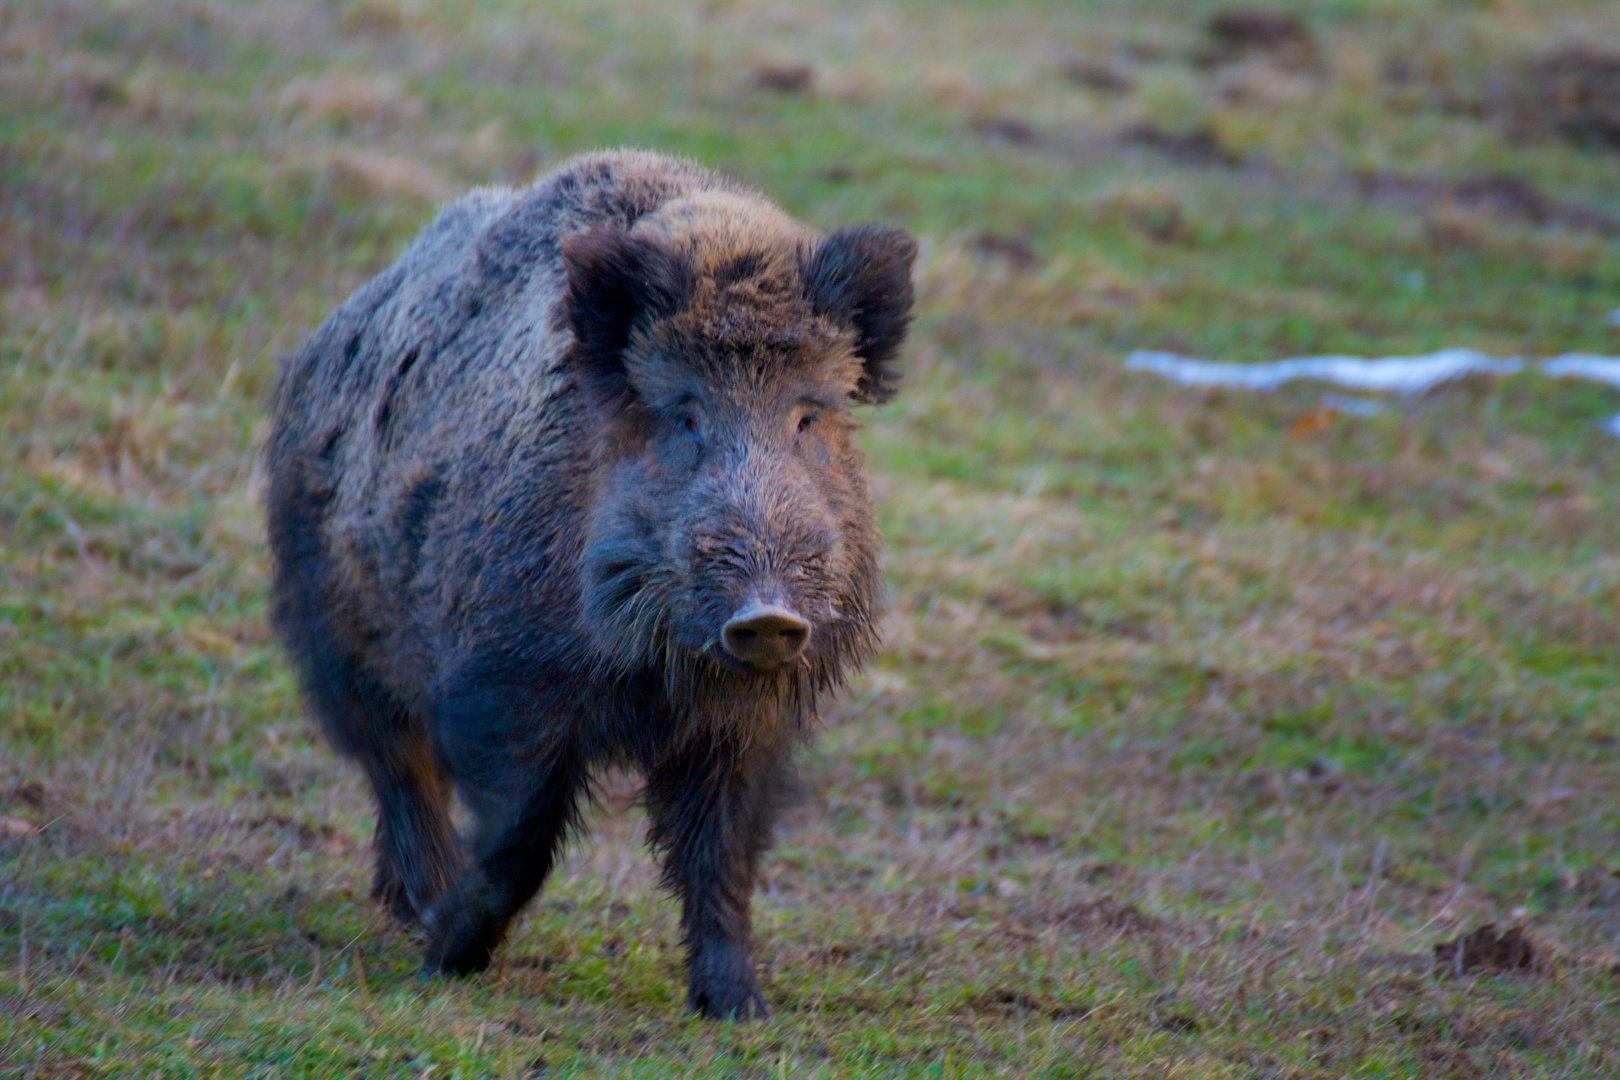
561,228,693,413
802,224,917,404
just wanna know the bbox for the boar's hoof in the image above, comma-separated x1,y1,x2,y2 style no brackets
688,942,770,1020
721,602,810,670
421,884,504,977
690,977,771,1021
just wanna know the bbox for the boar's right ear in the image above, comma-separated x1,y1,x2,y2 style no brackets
803,224,917,405
561,228,693,412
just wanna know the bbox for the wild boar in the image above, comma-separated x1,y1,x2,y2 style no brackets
265,149,915,1018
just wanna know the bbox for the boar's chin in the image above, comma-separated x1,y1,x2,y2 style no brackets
578,542,743,678
579,526,672,673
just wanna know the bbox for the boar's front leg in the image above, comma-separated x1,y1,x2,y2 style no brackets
422,686,586,977
645,741,789,1020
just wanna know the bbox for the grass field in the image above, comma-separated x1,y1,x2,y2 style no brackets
6,0,1620,1075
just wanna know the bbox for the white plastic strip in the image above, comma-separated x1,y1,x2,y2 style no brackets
1542,354,1620,389
1126,348,1524,393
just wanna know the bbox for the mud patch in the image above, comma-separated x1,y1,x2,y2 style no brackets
968,987,1094,1019
1059,57,1133,95
971,115,1043,147
969,232,1040,273
4,781,46,811
754,62,814,95
1356,171,1620,236
1433,923,1537,976
1121,123,1240,167
1503,47,1620,151
1200,9,1318,72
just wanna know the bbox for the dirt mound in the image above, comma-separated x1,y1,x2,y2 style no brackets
1433,923,1537,976
968,987,1095,1019
969,232,1040,273
1201,9,1318,71
754,62,814,95
971,115,1043,147
1506,47,1620,150
1059,57,1133,95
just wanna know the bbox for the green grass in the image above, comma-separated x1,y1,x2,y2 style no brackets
6,0,1620,1075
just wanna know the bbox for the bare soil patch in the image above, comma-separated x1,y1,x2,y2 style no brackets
1433,924,1537,977
1504,46,1620,151
1355,171,1620,236
754,62,814,95
1199,9,1318,72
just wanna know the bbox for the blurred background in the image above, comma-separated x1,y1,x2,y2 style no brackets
5,1,1620,1076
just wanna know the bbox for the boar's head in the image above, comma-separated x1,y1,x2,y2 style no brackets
562,195,915,701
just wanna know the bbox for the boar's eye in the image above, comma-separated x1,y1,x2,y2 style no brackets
684,415,703,448
795,413,818,441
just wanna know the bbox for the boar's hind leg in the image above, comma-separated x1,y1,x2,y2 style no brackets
366,732,458,926
319,705,457,925
645,745,789,1020
297,651,458,924
423,693,587,977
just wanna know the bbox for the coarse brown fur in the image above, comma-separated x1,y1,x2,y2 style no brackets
264,149,915,1018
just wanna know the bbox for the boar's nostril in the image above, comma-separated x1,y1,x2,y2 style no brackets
721,602,812,669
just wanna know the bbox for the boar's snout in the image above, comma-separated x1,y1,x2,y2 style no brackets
721,601,811,670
